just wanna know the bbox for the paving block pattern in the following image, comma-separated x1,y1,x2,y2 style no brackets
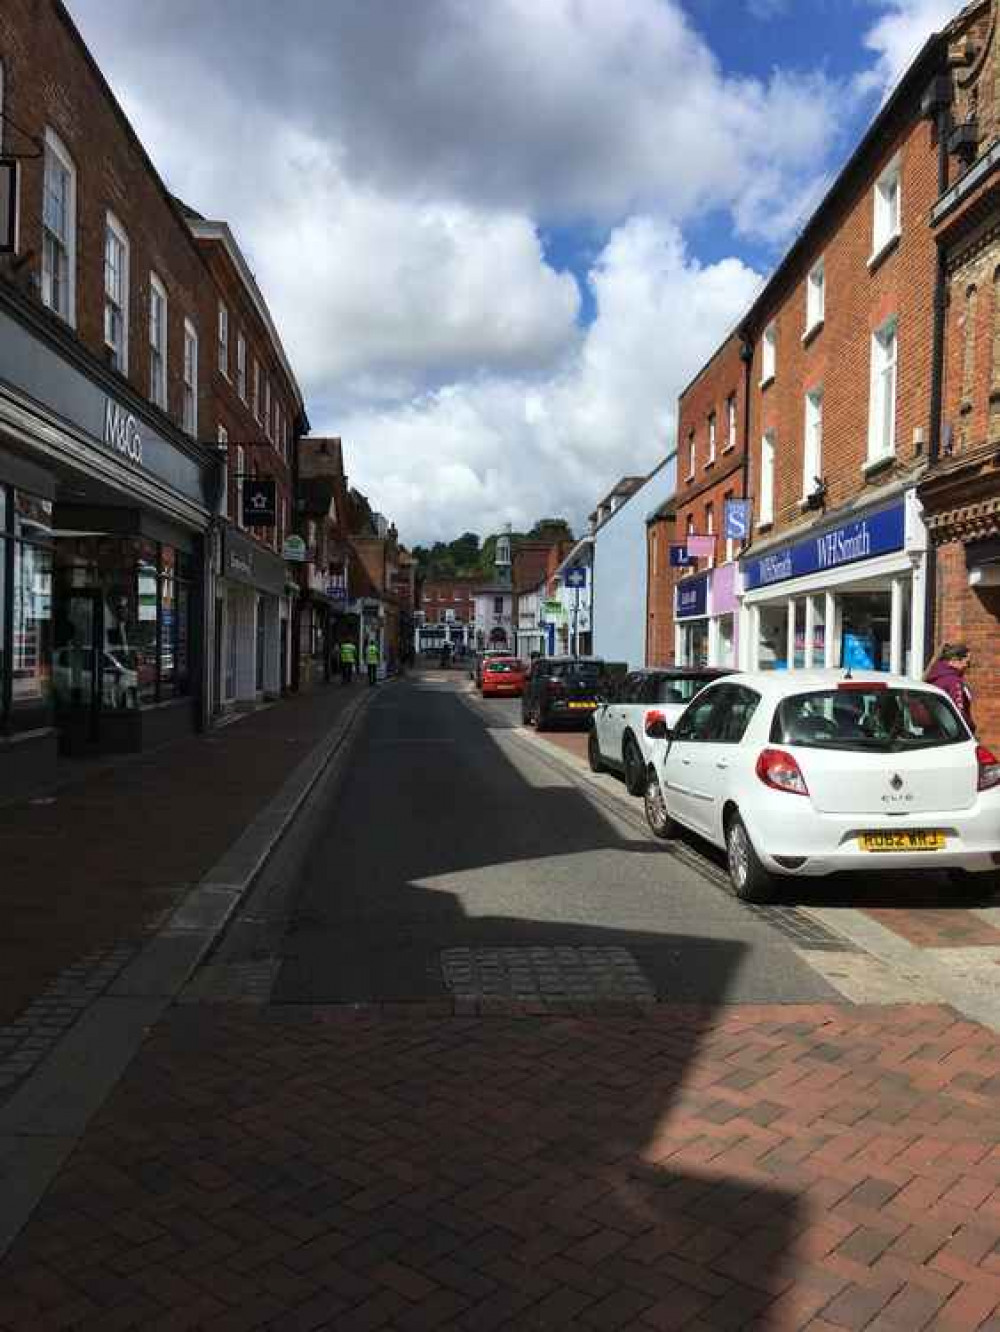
6,1002,1000,1329
440,946,656,1004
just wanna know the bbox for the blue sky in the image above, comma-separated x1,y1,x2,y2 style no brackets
68,0,956,543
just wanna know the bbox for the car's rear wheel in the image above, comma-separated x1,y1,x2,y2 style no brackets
644,768,677,840
725,811,775,904
536,707,551,732
948,867,1000,897
588,730,604,773
623,735,645,796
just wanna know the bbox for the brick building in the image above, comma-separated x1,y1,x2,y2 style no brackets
296,436,352,688
920,0,1000,748
417,576,478,653
0,0,222,796
735,31,945,679
185,213,307,713
646,333,749,668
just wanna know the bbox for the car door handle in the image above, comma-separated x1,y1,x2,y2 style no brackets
681,757,692,766
716,760,729,770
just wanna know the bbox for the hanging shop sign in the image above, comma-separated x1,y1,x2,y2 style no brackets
242,478,277,527
562,565,587,589
669,544,697,568
282,534,308,562
742,500,905,591
724,499,751,542
675,572,709,619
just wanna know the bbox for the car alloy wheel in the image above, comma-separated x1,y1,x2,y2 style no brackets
725,812,774,904
623,736,645,796
644,770,675,840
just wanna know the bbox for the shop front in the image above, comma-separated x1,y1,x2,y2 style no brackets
214,527,287,713
674,572,709,667
739,492,927,676
0,293,215,798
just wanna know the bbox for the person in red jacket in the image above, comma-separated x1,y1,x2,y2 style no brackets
925,642,974,732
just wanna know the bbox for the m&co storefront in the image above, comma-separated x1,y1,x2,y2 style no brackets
738,492,928,676
0,292,216,800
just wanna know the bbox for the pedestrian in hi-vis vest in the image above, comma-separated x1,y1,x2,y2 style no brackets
339,639,357,686
365,639,380,687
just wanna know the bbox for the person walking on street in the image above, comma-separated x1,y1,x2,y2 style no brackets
339,639,357,686
366,638,380,687
925,642,975,732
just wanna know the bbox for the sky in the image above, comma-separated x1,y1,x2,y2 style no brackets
66,0,961,546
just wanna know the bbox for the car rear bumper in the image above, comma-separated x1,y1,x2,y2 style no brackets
745,798,1000,877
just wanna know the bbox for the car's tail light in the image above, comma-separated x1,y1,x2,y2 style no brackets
977,745,1000,792
645,709,667,738
756,748,810,797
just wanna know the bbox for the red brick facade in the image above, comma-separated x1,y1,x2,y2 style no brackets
419,578,478,626
646,334,747,664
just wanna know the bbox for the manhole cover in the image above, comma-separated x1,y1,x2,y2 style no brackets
440,945,655,1003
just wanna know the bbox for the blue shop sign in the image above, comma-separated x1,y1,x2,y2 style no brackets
675,572,708,619
743,502,905,591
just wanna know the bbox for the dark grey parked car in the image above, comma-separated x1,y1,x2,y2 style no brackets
521,656,606,730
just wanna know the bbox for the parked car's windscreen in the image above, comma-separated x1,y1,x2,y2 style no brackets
653,675,720,706
770,687,968,752
487,660,521,673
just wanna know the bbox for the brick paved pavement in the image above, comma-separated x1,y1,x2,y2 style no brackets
5,1001,1000,1330
0,682,365,1029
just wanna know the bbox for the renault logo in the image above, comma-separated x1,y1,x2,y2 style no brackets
890,774,904,791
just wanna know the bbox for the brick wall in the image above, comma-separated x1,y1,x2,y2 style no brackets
420,578,478,624
745,110,939,540
933,543,1000,751
0,0,213,440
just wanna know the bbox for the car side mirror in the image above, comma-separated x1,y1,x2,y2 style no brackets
644,716,671,741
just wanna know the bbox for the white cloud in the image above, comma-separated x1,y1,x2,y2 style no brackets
60,0,873,542
865,0,961,93
335,220,760,542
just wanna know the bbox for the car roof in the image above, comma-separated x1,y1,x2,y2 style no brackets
701,669,934,697
633,667,734,678
537,656,604,663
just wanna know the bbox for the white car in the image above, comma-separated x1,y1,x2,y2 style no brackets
589,668,734,795
642,669,1000,903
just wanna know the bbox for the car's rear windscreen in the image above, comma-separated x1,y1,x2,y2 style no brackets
770,687,968,752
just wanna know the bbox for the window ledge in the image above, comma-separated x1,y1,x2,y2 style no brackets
756,520,774,534
802,319,824,347
705,458,716,471
760,373,775,391
867,232,901,273
863,453,895,479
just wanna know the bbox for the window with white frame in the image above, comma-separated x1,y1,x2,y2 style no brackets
103,212,129,373
218,303,229,377
707,412,717,464
236,332,247,400
217,426,229,518
868,318,897,462
759,431,775,526
725,394,736,451
761,323,776,385
42,129,76,325
235,444,245,528
686,430,695,478
873,157,901,257
149,272,168,409
803,388,823,497
253,360,261,421
806,258,825,333
182,319,198,437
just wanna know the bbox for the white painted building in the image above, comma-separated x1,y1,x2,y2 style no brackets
590,460,676,670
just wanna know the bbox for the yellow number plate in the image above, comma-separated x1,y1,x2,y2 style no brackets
859,831,945,852
568,701,595,710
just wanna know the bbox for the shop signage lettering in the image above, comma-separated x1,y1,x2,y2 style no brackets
103,399,144,466
229,550,254,579
675,573,708,619
743,502,905,591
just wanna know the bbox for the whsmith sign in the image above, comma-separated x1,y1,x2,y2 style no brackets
742,502,905,591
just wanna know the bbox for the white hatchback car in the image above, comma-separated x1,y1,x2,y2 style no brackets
589,668,734,795
642,670,1000,903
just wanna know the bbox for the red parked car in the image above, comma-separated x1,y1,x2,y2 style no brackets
481,657,528,698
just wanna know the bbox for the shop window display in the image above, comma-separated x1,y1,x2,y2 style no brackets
2,488,55,733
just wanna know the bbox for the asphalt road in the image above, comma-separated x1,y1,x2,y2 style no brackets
272,675,839,1007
